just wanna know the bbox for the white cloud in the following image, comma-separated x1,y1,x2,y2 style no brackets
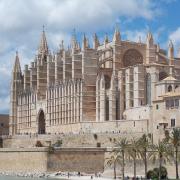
169,27,180,51
0,0,166,113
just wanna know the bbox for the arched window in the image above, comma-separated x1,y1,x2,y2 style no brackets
123,49,143,67
146,74,151,105
159,71,168,81
168,85,172,92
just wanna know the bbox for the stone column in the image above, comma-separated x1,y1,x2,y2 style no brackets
96,75,100,122
99,74,105,122
118,70,125,119
109,74,116,120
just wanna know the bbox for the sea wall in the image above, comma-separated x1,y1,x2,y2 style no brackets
0,147,105,174
0,148,48,173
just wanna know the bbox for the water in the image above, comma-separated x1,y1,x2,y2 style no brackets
0,176,64,180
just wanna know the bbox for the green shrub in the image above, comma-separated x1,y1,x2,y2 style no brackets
35,140,43,147
147,166,168,179
52,139,63,147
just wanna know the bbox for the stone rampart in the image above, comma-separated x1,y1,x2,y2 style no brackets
0,147,105,174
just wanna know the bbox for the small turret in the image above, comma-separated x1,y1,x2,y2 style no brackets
168,40,174,65
113,26,121,43
146,31,153,47
93,33,99,49
104,34,109,47
146,31,155,64
71,29,78,50
82,34,88,50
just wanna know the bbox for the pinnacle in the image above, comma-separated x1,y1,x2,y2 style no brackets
13,51,21,73
38,26,49,55
113,25,121,42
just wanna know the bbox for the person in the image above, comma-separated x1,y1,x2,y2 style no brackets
91,175,93,179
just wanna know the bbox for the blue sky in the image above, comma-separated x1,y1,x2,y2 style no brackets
0,0,180,114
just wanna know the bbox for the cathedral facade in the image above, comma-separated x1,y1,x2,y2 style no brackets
9,27,180,138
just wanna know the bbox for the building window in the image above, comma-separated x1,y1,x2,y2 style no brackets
134,121,135,127
171,119,175,127
168,85,172,92
166,99,179,109
1,123,4,127
156,104,159,109
175,99,179,108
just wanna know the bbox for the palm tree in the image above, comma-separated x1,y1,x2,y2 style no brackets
150,140,173,180
138,134,152,179
106,153,121,179
169,128,180,179
127,138,140,179
114,138,129,180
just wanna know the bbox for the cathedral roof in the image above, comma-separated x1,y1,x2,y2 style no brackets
38,27,48,55
163,76,177,81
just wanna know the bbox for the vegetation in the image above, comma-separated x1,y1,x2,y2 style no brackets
150,140,173,180
106,153,121,179
52,139,63,147
35,140,43,147
164,128,180,179
147,166,168,179
137,134,151,179
114,138,129,180
105,128,180,179
127,138,140,178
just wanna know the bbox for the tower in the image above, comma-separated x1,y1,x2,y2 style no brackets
37,28,49,99
9,52,23,135
146,32,156,64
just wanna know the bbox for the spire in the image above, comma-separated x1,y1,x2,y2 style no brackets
38,26,48,55
82,33,89,50
71,29,78,49
93,33,99,49
13,51,21,73
104,34,109,46
168,40,174,65
146,31,153,46
113,25,121,42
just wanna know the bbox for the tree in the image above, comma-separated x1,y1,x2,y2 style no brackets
150,140,173,180
106,153,121,179
169,128,180,179
114,138,129,180
138,134,152,179
127,138,140,179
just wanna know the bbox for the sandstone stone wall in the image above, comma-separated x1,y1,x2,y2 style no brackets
48,148,105,173
0,148,48,173
0,147,105,174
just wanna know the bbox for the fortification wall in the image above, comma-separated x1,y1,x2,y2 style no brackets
0,147,105,174
0,148,48,173
3,131,146,149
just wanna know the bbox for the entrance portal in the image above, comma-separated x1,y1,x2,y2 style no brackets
38,110,46,134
